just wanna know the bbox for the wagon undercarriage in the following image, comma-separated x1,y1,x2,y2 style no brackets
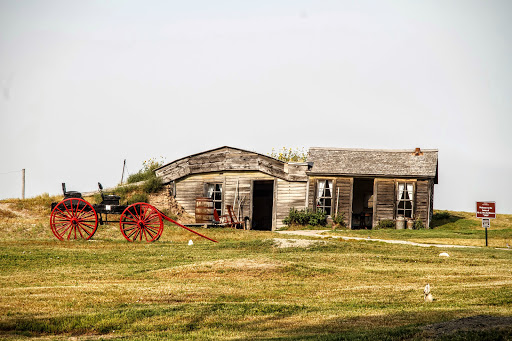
50,183,217,243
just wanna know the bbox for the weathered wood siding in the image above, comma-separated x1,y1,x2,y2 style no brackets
415,180,429,226
175,171,273,224
306,176,353,227
374,179,395,223
429,180,434,227
334,178,353,227
156,147,307,183
276,179,307,229
174,171,309,230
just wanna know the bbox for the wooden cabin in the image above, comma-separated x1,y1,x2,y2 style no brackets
155,146,438,230
154,146,309,230
306,147,438,228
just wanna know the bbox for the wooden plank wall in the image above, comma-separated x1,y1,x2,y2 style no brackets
429,180,434,227
276,179,307,229
157,147,307,183
415,180,429,226
306,176,353,226
174,171,278,228
374,179,395,223
334,178,353,227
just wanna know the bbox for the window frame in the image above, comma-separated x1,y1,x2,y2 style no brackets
205,183,223,215
396,181,415,219
316,179,333,216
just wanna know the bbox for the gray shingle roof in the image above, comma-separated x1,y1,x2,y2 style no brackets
307,147,438,178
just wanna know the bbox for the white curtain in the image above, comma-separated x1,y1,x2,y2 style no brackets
317,180,326,198
397,183,405,201
207,184,214,198
406,183,413,201
326,180,332,195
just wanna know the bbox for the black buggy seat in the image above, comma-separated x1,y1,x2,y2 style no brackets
98,182,121,205
62,183,83,199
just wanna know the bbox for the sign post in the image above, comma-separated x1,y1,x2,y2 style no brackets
476,202,496,247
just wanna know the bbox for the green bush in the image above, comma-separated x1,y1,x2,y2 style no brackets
376,219,395,229
143,176,163,193
126,157,165,184
332,212,346,228
283,208,327,227
414,219,425,229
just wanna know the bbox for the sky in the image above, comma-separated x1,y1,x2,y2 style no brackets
1,0,511,213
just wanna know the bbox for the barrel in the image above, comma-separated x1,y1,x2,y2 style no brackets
195,197,214,223
396,217,405,229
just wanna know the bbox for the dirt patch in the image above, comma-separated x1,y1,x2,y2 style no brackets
273,238,326,249
0,203,31,218
153,258,286,278
421,315,512,338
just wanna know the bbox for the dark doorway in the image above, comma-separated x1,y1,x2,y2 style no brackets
252,180,274,230
352,178,374,229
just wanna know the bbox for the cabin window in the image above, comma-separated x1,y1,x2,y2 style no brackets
206,183,222,215
316,179,333,216
397,182,414,218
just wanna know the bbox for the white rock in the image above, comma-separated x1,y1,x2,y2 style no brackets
188,240,194,246
439,252,450,257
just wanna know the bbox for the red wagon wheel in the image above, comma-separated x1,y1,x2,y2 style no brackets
50,198,98,240
119,203,163,242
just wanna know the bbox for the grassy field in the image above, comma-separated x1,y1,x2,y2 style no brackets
0,197,511,340
327,211,512,248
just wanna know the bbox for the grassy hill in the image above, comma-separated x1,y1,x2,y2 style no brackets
0,196,511,340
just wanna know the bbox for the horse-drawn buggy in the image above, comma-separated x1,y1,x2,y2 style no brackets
50,183,216,243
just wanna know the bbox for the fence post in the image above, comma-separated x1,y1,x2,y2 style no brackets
21,169,25,199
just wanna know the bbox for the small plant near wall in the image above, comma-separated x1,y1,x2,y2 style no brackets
414,219,425,229
332,212,346,229
376,219,395,229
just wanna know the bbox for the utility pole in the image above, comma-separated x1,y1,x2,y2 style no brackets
120,159,126,185
21,169,25,199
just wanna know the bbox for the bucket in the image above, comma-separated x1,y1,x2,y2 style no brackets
195,197,214,223
407,219,414,230
396,217,405,229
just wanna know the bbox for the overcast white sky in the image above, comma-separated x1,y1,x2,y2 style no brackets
1,0,511,213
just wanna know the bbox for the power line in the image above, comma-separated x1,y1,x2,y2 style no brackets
0,169,22,175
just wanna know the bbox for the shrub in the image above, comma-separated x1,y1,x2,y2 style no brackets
143,176,163,193
283,208,327,227
332,212,346,228
269,147,308,162
377,219,395,229
126,157,165,184
414,219,425,229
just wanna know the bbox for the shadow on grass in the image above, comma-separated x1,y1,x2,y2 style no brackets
2,304,512,340
430,211,464,229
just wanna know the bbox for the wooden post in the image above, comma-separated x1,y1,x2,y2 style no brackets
21,169,25,199
120,159,126,184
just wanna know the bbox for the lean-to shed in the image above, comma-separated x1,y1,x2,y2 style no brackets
154,146,309,230
306,147,438,228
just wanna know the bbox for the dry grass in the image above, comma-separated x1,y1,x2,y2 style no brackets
0,200,511,340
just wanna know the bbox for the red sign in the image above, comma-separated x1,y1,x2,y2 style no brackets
476,201,496,219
